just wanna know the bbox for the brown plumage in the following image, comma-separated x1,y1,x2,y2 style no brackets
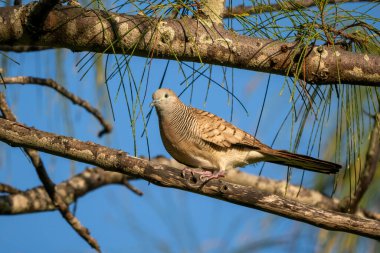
151,88,341,174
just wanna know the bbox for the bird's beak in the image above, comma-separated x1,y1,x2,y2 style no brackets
150,99,159,107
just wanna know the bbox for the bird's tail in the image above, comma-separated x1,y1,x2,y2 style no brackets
264,150,341,174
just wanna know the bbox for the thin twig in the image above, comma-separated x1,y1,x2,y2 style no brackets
319,2,334,45
342,113,380,212
1,76,112,137
0,183,22,194
0,93,101,252
223,0,375,18
122,178,144,196
305,23,373,46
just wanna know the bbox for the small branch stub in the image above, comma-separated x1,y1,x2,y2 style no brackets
199,0,225,24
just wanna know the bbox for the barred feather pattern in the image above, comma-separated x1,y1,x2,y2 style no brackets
152,88,341,174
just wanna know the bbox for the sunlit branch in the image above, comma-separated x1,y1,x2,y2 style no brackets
200,0,225,24
0,167,136,214
0,118,379,240
0,183,22,194
0,92,101,252
0,4,379,86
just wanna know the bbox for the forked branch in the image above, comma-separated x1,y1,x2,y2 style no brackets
0,167,135,214
0,93,101,252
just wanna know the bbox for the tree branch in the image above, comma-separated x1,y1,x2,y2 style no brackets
0,183,22,194
0,45,51,52
223,0,376,17
0,167,135,214
2,156,378,221
0,118,379,240
342,113,380,212
26,0,60,36
0,4,379,85
0,93,101,253
152,156,342,212
1,76,112,137
199,0,225,24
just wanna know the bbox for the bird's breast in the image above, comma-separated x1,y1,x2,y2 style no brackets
158,119,216,169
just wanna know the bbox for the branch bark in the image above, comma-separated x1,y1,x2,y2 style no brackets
342,113,380,212
0,118,379,240
200,0,225,24
152,156,342,212
0,45,51,52
2,156,378,221
0,183,22,194
0,92,101,252
0,167,134,214
0,4,379,85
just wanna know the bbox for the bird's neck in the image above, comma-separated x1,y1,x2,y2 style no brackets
157,101,190,127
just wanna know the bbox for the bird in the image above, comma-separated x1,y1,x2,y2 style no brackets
151,88,341,179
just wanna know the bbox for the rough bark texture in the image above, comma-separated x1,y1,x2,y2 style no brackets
0,92,101,252
153,156,342,212
0,118,379,240
0,156,342,215
342,114,380,212
200,0,225,24
0,168,133,214
0,4,379,85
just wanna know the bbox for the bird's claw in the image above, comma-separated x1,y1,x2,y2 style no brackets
181,168,224,184
199,170,225,182
181,167,195,178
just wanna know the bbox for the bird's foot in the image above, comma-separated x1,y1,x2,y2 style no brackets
199,170,225,182
181,167,197,179
181,168,224,184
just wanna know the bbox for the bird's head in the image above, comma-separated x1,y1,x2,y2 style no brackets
151,88,179,112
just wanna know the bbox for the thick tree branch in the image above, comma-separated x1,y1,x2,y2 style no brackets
0,4,379,85
0,45,51,52
26,0,60,36
0,118,379,240
0,154,340,214
152,156,342,212
223,0,375,17
3,156,379,221
0,167,135,214
1,76,112,137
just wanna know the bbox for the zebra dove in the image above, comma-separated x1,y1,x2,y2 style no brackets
151,88,341,178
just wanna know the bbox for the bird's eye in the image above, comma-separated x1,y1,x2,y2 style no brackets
164,93,169,98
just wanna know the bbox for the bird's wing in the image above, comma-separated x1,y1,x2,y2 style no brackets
191,108,267,149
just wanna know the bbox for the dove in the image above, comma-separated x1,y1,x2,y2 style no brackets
151,88,341,179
